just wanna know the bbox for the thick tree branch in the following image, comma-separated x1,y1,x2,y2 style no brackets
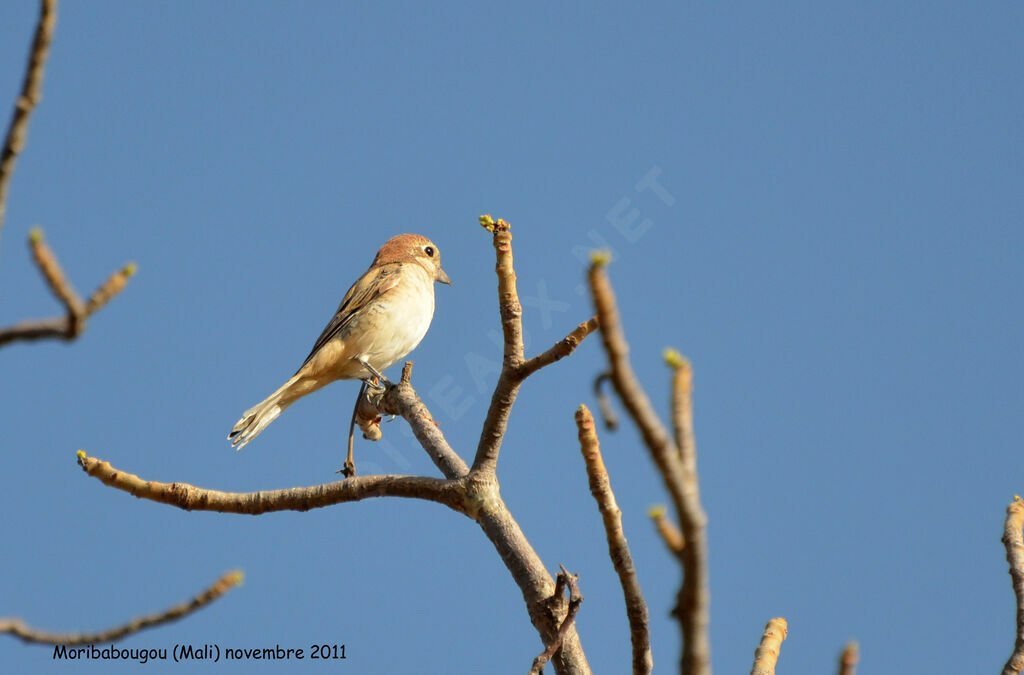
370,359,591,672
76,451,468,515
0,570,241,645
588,260,710,675
750,618,788,675
78,362,591,673
575,405,652,675
473,487,590,673
0,0,57,243
0,230,135,347
838,641,859,675
529,565,583,675
1003,495,1024,675
376,362,469,479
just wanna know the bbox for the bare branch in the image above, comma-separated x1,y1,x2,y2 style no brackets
519,317,599,379
648,505,685,559
0,570,241,645
838,641,859,675
529,565,584,675
1003,495,1024,675
666,348,694,462
575,405,652,674
76,451,468,515
472,216,599,475
0,0,57,242
29,227,84,316
0,315,72,346
0,230,136,347
376,363,469,479
84,261,136,315
750,618,788,675
472,216,525,475
588,260,710,675
479,214,525,368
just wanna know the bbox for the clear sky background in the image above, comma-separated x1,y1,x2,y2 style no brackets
1,2,1021,673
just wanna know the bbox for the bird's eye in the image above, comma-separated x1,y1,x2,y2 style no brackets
424,246,435,257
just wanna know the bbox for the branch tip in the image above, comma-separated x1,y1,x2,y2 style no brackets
750,617,788,675
589,249,612,267
663,347,689,370
839,640,859,675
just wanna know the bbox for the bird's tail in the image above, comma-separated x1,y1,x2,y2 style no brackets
228,374,307,450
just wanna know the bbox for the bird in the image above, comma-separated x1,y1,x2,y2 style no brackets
228,233,451,450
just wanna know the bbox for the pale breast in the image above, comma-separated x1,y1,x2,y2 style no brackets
352,264,436,372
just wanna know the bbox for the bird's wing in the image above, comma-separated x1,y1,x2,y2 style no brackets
299,262,405,368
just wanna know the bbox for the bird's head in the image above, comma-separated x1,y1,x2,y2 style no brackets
373,233,451,285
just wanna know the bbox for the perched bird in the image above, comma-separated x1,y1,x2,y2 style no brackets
228,233,450,450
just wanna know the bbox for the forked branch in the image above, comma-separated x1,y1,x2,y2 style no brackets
529,565,584,675
588,259,710,675
472,215,598,475
0,229,136,347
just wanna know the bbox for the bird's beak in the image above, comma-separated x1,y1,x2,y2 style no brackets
436,267,452,286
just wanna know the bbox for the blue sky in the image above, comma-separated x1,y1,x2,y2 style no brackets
1,2,1021,673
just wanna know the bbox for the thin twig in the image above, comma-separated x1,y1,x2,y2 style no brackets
0,0,57,243
592,372,619,430
588,260,710,675
77,451,468,515
529,565,583,675
648,505,685,559
0,570,242,645
29,227,83,316
519,317,599,379
1002,495,1024,675
838,641,859,675
0,315,74,346
750,618,788,675
666,348,694,462
575,405,652,674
